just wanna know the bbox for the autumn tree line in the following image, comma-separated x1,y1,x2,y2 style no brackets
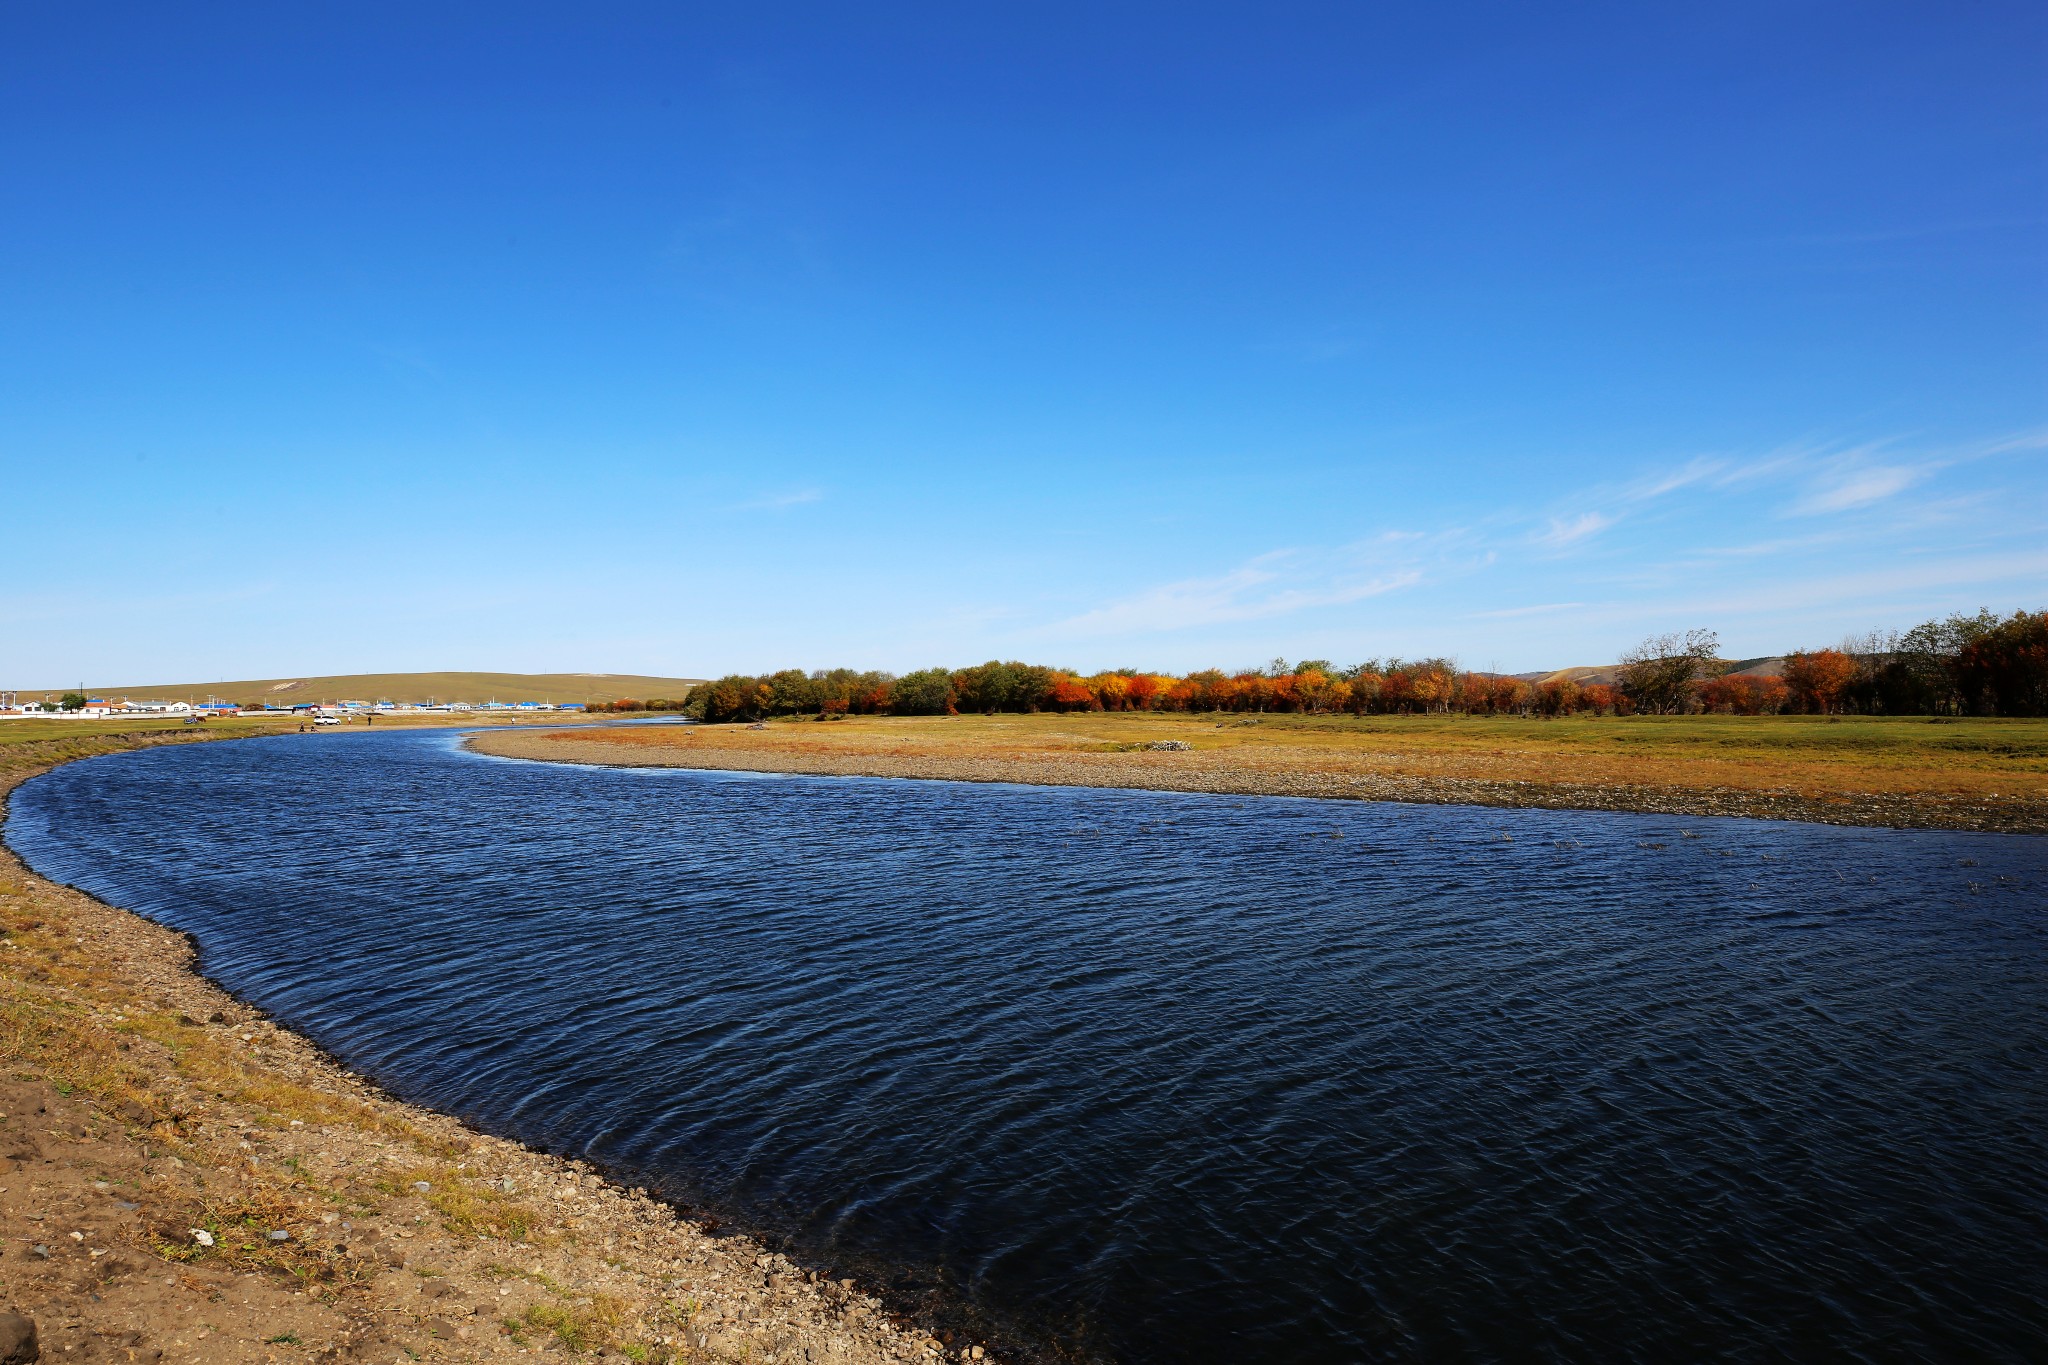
582,607,2047,723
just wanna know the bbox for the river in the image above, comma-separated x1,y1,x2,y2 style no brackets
8,729,2046,1361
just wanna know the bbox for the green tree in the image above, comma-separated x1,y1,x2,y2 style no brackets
1616,630,1720,715
951,660,1055,713
58,692,87,711
889,668,955,715
1956,609,2048,716
764,669,819,716
1847,608,2003,714
685,675,770,723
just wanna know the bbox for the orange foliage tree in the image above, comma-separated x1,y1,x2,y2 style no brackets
1535,677,1580,716
1088,673,1132,710
1491,677,1531,715
681,616,2044,723
1047,674,1098,711
1579,683,1624,715
1697,675,1787,715
1781,650,1855,714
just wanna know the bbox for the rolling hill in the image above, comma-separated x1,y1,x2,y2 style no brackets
1510,657,1786,686
10,672,706,707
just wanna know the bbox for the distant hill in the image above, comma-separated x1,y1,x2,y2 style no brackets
1722,657,1786,678
10,671,706,707
1510,664,1620,686
1512,657,1787,686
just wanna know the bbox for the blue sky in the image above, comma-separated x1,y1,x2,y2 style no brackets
3,3,2043,685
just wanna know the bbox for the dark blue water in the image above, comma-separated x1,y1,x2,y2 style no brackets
8,731,2047,1362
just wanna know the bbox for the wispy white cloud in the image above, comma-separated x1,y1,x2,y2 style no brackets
1680,531,1849,561
1971,426,2048,458
1583,436,1938,519
1668,548,2048,617
1028,424,2041,663
1533,512,1613,547
1048,548,1423,638
1624,457,1728,501
1793,463,1922,514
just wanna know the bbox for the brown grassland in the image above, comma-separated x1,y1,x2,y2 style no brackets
470,711,2048,834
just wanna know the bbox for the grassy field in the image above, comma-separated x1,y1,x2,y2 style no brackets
1107,710,2048,799
492,710,2048,830
0,716,289,782
4,670,704,707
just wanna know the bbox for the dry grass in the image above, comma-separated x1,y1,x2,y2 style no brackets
0,816,500,1289
382,1161,537,1242
149,1187,384,1290
511,1293,629,1351
545,710,2048,804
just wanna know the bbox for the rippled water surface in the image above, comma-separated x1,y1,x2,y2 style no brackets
9,731,2048,1361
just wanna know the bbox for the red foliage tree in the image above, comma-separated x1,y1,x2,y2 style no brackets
1698,675,1787,715
1458,674,1493,715
1048,675,1098,711
1579,683,1623,715
1535,678,1580,717
1955,609,2048,716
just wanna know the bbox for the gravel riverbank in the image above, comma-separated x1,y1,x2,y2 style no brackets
467,727,2048,835
0,733,971,1365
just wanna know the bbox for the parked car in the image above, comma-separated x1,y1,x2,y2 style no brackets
313,715,342,726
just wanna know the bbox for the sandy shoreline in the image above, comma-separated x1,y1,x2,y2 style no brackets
0,731,976,1364
466,728,2048,835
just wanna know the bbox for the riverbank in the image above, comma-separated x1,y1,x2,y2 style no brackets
0,731,963,1364
466,712,2048,835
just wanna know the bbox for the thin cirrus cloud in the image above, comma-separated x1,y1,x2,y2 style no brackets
1792,464,1924,514
1033,425,2039,654
1521,456,1738,551
1046,549,1424,639
1533,512,1614,547
1670,547,2048,618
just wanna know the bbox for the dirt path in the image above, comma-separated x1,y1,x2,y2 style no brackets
0,734,969,1365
